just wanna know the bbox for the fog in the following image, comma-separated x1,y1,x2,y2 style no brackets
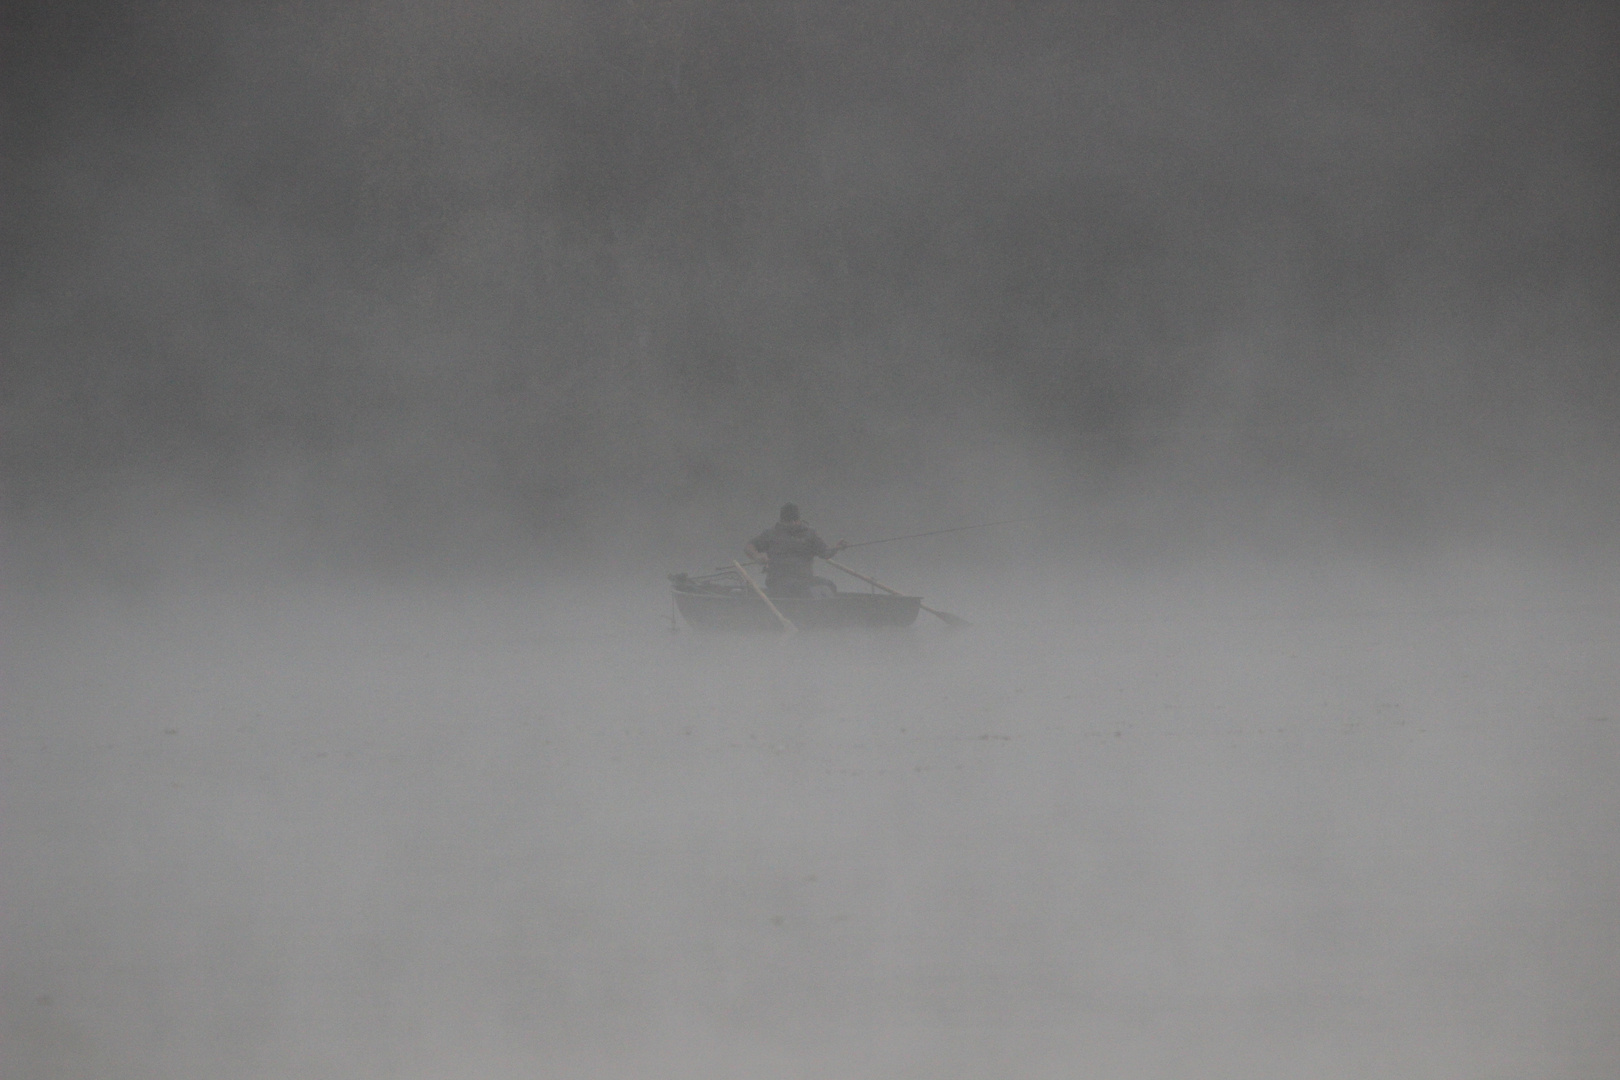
4,1,1619,1077
6,559,1618,1077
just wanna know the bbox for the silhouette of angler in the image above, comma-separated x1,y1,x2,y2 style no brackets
744,504,848,598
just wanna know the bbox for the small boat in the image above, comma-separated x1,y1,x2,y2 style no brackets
668,572,922,632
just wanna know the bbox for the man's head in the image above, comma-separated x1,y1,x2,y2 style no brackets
779,503,800,522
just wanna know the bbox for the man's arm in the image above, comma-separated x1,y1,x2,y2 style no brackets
744,540,768,566
812,532,849,559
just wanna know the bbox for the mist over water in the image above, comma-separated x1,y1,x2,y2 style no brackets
4,1,1619,1077
6,560,1619,1078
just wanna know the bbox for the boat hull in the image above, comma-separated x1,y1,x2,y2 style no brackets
673,587,921,632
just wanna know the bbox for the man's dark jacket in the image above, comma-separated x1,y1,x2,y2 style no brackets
749,521,834,590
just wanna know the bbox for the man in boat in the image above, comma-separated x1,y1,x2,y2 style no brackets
745,503,848,598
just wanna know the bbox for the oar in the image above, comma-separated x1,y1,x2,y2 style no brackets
823,558,970,628
733,559,797,634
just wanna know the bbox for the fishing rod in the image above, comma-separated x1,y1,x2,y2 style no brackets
687,515,1040,578
840,516,1041,551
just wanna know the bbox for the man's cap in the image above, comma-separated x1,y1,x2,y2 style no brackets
780,503,800,521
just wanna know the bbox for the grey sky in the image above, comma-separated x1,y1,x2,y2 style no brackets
5,1,1617,563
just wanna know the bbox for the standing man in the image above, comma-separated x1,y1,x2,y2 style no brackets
744,504,848,598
